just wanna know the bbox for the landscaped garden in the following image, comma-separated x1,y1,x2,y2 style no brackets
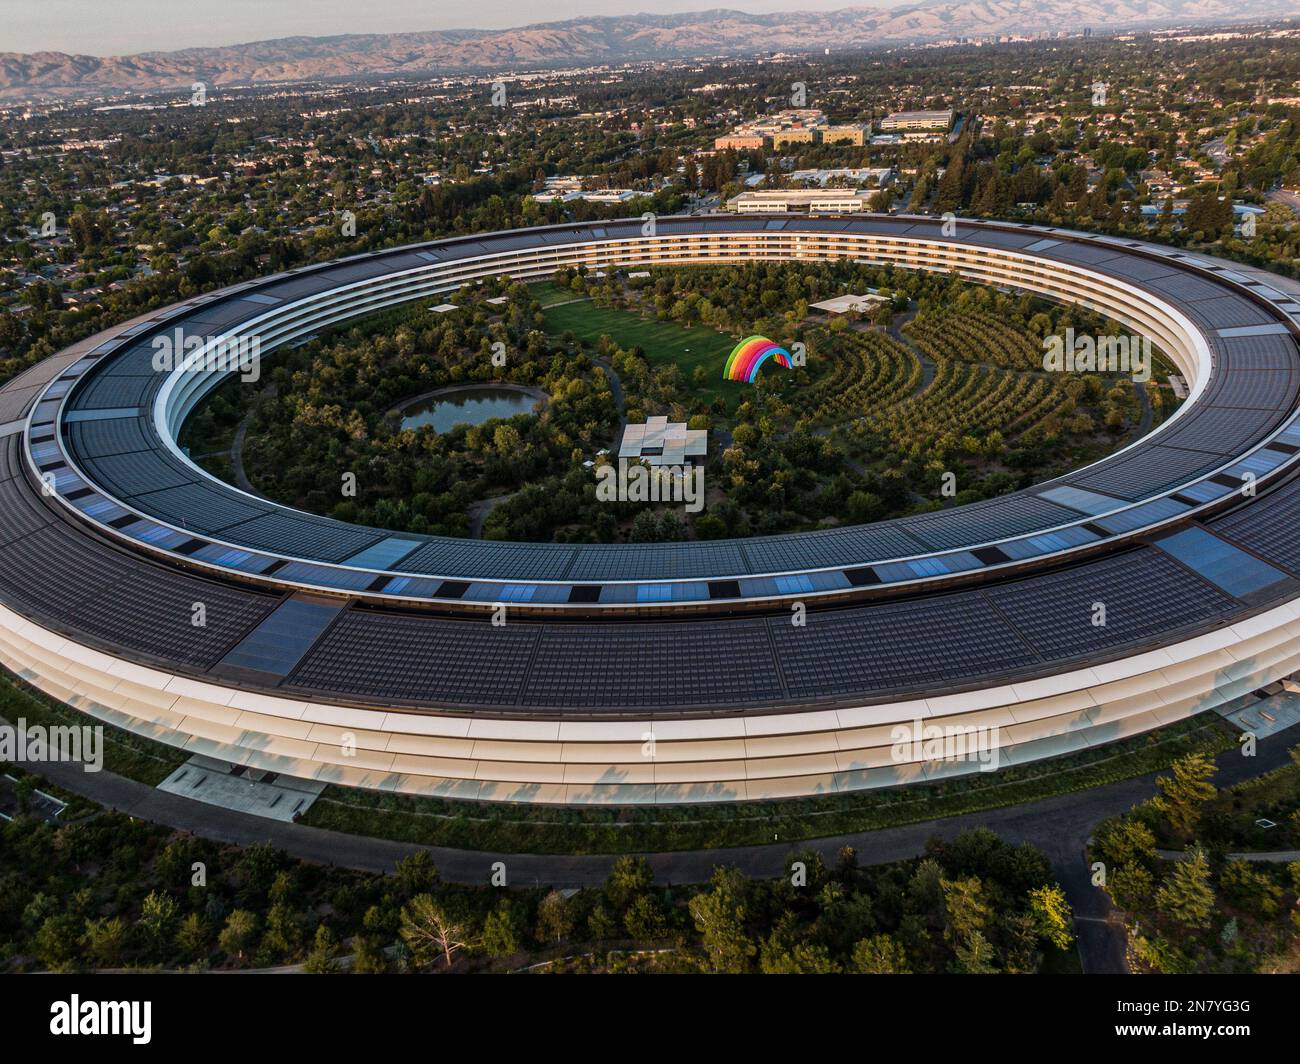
1090,748,1300,973
179,260,1181,545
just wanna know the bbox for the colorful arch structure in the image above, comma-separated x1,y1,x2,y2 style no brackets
724,336,793,383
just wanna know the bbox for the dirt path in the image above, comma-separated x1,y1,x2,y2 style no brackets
843,312,932,398
467,492,520,538
886,310,934,396
228,388,277,501
592,354,626,418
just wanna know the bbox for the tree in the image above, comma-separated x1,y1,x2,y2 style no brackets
586,903,617,941
940,876,991,946
83,916,129,968
1107,864,1156,912
689,868,755,974
1219,860,1282,917
933,142,968,214
174,913,209,962
1094,816,1158,871
1152,754,1217,836
694,512,727,539
138,891,179,952
400,894,472,969
492,423,523,458
482,901,522,958
34,913,83,971
760,940,842,974
906,857,945,913
536,890,575,944
234,843,288,903
845,490,884,523
605,855,654,912
851,933,910,974
395,851,440,897
351,934,390,974
953,929,999,974
218,909,259,962
262,902,304,956
1027,885,1075,950
1155,847,1215,930
624,894,667,940
303,925,340,974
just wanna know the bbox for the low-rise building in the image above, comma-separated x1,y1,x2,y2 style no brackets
820,123,872,145
789,167,893,187
726,188,873,213
619,416,708,466
532,188,640,204
879,109,954,132
713,133,767,151
772,128,818,149
809,292,891,315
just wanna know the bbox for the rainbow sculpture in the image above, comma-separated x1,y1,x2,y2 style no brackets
723,336,793,383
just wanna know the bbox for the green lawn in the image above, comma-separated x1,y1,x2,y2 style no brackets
539,290,747,406
530,282,583,309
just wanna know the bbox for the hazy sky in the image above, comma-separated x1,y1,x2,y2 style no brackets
9,0,889,56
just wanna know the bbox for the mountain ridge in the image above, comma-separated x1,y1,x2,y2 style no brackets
2,1,1296,99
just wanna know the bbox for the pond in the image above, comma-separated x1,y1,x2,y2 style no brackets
398,385,547,433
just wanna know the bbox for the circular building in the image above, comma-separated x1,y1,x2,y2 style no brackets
3,214,1300,804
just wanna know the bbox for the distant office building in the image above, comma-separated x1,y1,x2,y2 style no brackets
789,167,894,187
726,188,873,213
772,128,818,148
532,188,640,204
820,123,872,145
871,131,947,146
879,109,955,132
714,133,768,151
715,108,851,151
541,176,585,192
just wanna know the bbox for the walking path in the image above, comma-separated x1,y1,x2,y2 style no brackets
884,310,934,397
1158,848,1300,863
228,398,276,501
592,354,625,417
466,492,520,539
1226,849,1300,861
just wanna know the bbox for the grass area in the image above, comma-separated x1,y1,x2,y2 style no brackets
531,282,585,309
538,286,746,406
299,714,1239,855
